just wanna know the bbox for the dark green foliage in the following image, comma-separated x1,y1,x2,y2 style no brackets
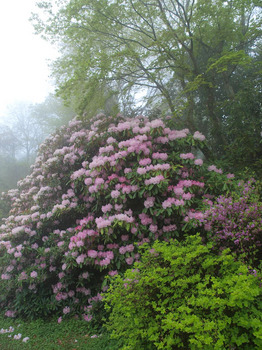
104,235,262,349
0,197,11,224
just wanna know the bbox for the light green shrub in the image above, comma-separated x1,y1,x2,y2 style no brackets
104,235,262,349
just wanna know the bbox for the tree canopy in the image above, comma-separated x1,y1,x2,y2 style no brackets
31,0,262,173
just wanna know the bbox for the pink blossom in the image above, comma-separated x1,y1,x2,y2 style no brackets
121,234,129,241
1,274,11,280
139,158,151,166
76,240,85,248
149,224,158,233
180,153,195,160
14,251,22,258
107,136,116,144
18,271,28,280
193,131,205,141
125,244,134,252
16,244,23,251
108,270,118,276
162,198,175,209
99,145,114,154
152,152,168,160
6,265,14,272
63,306,70,315
131,227,137,234
82,272,89,279
168,130,187,140
137,167,147,175
111,190,120,198
174,199,185,206
30,271,38,278
188,211,205,220
83,314,92,322
156,136,169,143
163,224,177,232
102,204,113,213
99,258,111,266
84,178,93,186
180,180,193,187
58,272,65,279
5,310,16,318
11,226,24,235
95,217,112,229
107,243,119,249
144,175,165,185
76,254,87,264
106,251,114,259
194,159,203,166
208,165,221,173
174,187,184,196
144,196,155,208
119,246,126,254
114,214,134,223
88,250,98,258
139,213,153,225
94,177,105,186
56,293,63,301
148,119,165,128
182,193,193,200
126,257,134,265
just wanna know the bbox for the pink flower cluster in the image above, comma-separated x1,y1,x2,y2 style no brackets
0,113,237,322
180,153,195,160
145,175,165,186
162,198,185,209
208,165,223,174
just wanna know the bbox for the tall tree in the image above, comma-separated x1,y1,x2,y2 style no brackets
0,125,29,193
32,94,75,134
0,125,19,159
7,102,44,164
31,0,262,168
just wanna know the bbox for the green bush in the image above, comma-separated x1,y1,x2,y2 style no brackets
104,235,262,349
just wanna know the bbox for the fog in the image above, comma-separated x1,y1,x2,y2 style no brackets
0,0,57,121
0,0,61,192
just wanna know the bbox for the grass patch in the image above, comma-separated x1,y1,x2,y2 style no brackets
0,314,120,350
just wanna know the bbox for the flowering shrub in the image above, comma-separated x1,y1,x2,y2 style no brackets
0,114,236,320
104,235,262,350
194,179,262,267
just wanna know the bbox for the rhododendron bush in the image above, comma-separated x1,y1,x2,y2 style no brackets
201,180,262,267
0,114,237,320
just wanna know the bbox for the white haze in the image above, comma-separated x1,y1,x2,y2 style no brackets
0,0,57,122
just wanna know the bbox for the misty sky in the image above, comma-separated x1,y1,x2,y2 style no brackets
0,0,57,121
